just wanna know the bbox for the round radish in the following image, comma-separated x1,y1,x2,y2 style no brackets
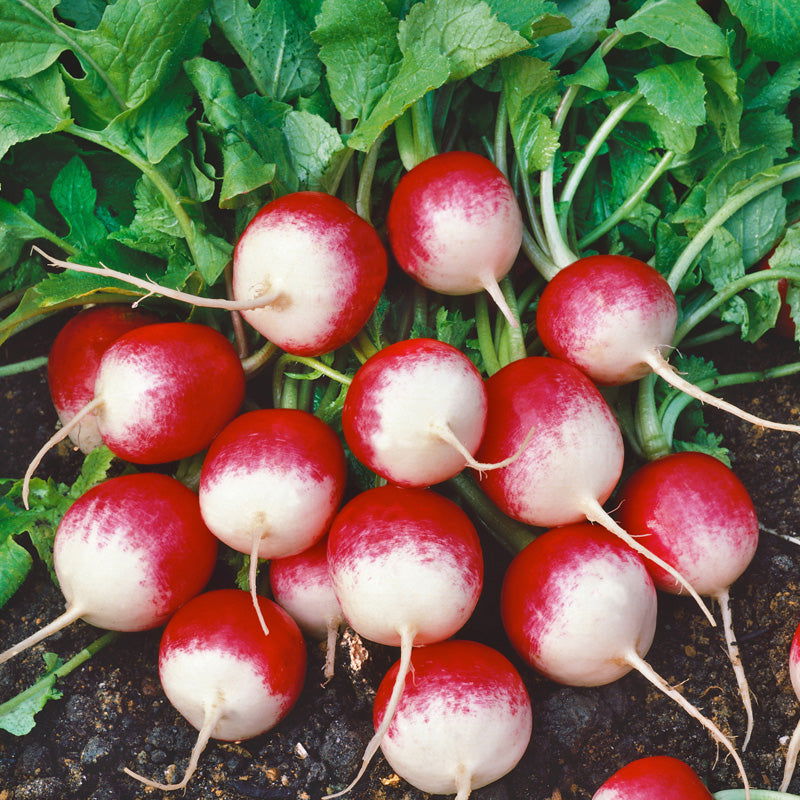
47,304,159,453
0,473,218,664
593,756,713,799
124,589,306,791
387,151,523,326
618,452,759,748
536,254,800,433
233,191,387,355
24,322,245,507
501,524,749,795
325,486,483,797
269,536,344,681
474,356,713,622
199,409,346,634
780,622,800,791
342,338,530,487
373,640,532,800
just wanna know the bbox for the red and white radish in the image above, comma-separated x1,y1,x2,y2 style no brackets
474,355,714,623
325,486,484,797
0,473,218,664
342,338,531,487
501,524,749,796
34,192,388,357
592,756,713,799
269,536,344,681
24,322,245,507
780,622,800,791
47,304,159,453
124,589,306,791
387,151,523,326
536,254,800,433
199,409,346,634
372,640,532,800
618,452,760,748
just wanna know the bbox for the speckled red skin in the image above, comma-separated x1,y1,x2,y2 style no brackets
55,473,218,629
759,247,796,338
48,305,160,418
95,322,245,463
474,357,624,527
617,452,759,596
790,624,800,700
536,255,678,385
592,756,713,799
233,192,387,356
158,590,306,722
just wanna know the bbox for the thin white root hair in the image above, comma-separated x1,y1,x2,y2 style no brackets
781,715,800,791
323,618,343,684
249,533,270,637
481,277,520,329
0,606,83,665
434,421,536,473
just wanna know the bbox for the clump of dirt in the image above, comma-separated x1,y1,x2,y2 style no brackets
1,313,799,800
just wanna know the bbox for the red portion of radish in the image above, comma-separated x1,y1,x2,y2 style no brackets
342,338,488,487
781,623,800,791
373,640,533,797
327,485,483,647
387,152,522,315
475,356,624,527
233,191,387,356
501,524,657,686
592,756,713,799
93,322,245,463
158,589,306,741
199,409,346,559
758,247,796,338
536,255,677,385
47,305,159,453
617,452,759,596
56,473,218,631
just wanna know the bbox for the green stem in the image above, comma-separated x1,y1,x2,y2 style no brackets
659,361,800,444
614,386,645,459
449,473,536,555
241,340,278,376
0,632,118,720
493,91,509,179
0,356,48,377
275,355,353,386
475,294,502,376
668,160,800,291
578,149,675,248
517,275,545,314
412,284,428,333
714,792,800,800
518,166,559,279
635,373,670,460
355,330,378,359
339,119,357,211
499,278,526,362
355,133,384,223
0,290,26,315
297,378,313,412
412,97,437,164
558,92,644,234
395,110,417,172
326,148,356,198
674,267,800,344
280,377,299,410
680,322,739,348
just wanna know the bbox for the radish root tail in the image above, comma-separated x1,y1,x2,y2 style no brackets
481,277,520,329
646,349,800,435
323,618,342,684
0,605,84,665
434,421,535,474
249,533,270,637
322,626,416,799
781,715,800,791
454,763,473,800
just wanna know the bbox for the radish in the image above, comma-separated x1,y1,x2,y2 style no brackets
23,321,245,508
501,523,749,797
618,452,760,749
387,151,523,326
33,191,388,356
536,254,800,433
47,304,159,453
341,338,532,487
371,640,532,800
780,622,800,791
474,355,714,623
269,536,344,681
0,473,218,664
758,247,796,339
199,409,346,635
325,485,483,797
124,589,306,791
592,756,713,799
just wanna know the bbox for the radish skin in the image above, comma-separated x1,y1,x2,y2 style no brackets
780,623,800,791
0,474,218,664
373,641,532,800
593,756,713,799
124,589,306,791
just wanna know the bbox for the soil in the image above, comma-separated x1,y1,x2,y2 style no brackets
1,312,799,800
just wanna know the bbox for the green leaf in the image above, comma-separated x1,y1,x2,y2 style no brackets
0,66,72,162
622,92,697,154
69,446,115,499
635,59,706,127
211,0,321,102
283,110,347,193
50,157,108,251
502,54,561,173
0,192,55,273
726,0,800,62
487,0,569,40
0,653,62,736
674,430,730,466
741,109,793,161
536,0,610,64
56,0,106,29
434,306,475,350
313,0,403,122
699,52,742,151
0,532,33,609
567,47,609,91
747,58,800,111
616,0,727,58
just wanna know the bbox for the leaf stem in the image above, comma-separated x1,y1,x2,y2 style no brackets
475,294,501,376
395,110,417,172
714,792,800,800
0,356,49,377
635,373,670,460
412,96,437,165
499,278,526,362
493,91,509,179
355,133,384,223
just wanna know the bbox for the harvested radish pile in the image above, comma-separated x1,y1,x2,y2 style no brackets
2,1,800,799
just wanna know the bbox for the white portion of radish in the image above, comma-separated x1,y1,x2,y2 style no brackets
781,625,800,791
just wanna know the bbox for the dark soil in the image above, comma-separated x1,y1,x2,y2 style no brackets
1,312,800,800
